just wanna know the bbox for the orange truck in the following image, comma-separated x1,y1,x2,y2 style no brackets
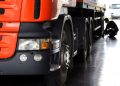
0,0,105,86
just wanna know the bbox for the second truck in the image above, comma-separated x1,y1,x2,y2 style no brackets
0,0,105,86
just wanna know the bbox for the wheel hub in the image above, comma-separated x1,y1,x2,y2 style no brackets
63,46,70,68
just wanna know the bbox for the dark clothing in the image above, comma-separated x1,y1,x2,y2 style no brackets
104,21,119,37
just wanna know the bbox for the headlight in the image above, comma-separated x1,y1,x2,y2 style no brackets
18,39,50,50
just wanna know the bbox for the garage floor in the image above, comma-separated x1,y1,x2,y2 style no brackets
66,20,120,86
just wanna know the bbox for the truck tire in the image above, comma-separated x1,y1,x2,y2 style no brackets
101,16,104,37
88,17,93,55
79,18,90,61
73,18,89,63
94,16,104,38
45,20,73,86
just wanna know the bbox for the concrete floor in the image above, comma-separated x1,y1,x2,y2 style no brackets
66,19,120,86
66,37,120,86
1,20,120,86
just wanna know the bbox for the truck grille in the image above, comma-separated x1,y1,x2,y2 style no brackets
0,22,3,28
34,0,40,19
0,22,20,59
0,0,22,59
0,0,22,22
0,8,5,15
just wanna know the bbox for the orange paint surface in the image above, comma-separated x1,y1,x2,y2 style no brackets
0,22,20,59
21,0,52,22
0,0,23,22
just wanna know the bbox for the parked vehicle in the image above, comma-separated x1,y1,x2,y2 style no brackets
110,4,120,19
0,0,105,86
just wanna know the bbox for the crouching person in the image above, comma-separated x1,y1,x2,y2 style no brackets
104,18,119,38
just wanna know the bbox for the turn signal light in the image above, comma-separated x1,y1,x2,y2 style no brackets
41,39,49,50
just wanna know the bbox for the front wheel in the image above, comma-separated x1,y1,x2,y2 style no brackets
45,20,73,86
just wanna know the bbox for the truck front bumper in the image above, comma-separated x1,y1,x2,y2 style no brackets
0,51,51,75
0,22,60,75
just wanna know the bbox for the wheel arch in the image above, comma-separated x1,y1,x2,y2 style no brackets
51,15,73,38
51,15,74,57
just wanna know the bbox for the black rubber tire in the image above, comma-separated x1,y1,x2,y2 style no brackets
87,17,93,56
73,18,89,63
80,18,89,61
101,17,104,37
45,21,73,86
95,16,104,38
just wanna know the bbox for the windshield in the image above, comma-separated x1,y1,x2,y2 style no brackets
111,4,120,9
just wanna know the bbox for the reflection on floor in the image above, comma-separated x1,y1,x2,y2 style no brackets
66,32,120,86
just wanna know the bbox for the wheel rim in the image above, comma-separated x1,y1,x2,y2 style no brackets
60,28,71,70
61,44,70,70
59,23,72,84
